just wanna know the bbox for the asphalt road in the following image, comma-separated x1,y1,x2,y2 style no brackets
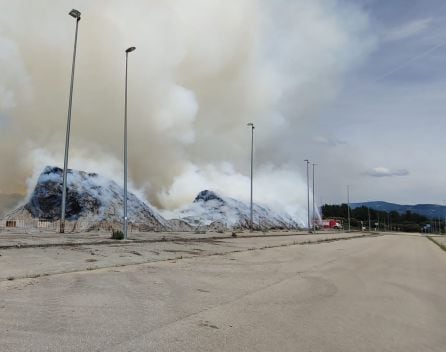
0,234,445,351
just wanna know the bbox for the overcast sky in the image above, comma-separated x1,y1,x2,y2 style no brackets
0,0,445,215
310,0,446,205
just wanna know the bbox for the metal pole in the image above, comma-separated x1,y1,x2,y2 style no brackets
443,201,446,233
347,185,351,232
368,206,371,231
123,46,136,240
305,159,310,232
61,11,81,234
124,52,128,239
312,163,316,233
247,123,255,231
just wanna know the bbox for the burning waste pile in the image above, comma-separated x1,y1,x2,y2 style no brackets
4,166,172,232
2,167,301,232
177,190,299,230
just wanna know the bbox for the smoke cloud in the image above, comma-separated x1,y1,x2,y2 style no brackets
0,0,373,222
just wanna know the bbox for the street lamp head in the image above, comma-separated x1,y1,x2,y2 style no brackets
69,9,81,20
126,47,136,53
247,122,254,128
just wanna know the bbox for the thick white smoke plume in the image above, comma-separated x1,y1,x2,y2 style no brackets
0,0,373,223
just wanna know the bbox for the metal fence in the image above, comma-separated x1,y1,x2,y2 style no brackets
0,218,302,234
0,219,169,234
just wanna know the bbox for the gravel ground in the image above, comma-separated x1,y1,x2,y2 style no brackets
429,235,446,249
0,229,329,248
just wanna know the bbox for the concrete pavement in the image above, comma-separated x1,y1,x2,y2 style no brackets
0,233,445,351
0,231,372,281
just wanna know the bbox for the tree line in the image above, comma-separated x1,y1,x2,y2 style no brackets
321,204,443,233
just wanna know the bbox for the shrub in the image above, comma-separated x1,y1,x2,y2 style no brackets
111,229,124,240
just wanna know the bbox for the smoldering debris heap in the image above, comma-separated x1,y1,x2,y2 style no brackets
170,190,299,230
6,166,168,231
5,167,300,232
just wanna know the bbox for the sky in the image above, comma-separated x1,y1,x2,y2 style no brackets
0,0,445,220
313,0,446,205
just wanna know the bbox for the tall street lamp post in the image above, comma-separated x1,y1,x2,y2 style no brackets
312,163,317,233
123,46,136,240
304,159,310,233
60,9,81,234
247,123,255,231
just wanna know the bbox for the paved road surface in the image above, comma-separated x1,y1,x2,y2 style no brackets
0,234,445,351
0,231,370,281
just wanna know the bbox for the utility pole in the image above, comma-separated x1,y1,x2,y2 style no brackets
61,9,81,234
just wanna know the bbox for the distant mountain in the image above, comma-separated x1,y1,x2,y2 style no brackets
0,193,24,217
169,190,300,230
351,201,446,219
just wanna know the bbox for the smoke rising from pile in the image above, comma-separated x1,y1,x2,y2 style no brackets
0,0,373,221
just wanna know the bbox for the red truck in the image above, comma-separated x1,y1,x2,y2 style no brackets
322,219,342,229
